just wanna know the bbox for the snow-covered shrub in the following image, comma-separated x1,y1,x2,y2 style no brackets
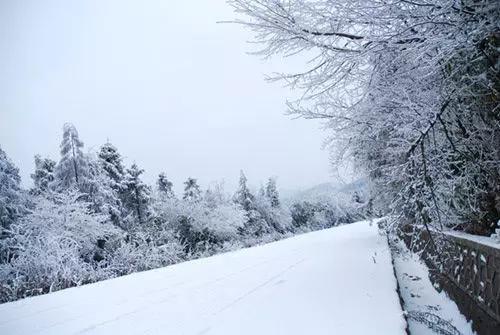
176,184,246,253
290,196,364,232
290,201,317,230
253,193,291,234
105,231,184,276
0,191,118,302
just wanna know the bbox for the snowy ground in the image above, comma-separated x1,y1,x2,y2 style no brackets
392,240,475,335
0,221,406,335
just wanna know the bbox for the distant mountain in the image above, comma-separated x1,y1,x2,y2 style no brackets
283,178,368,205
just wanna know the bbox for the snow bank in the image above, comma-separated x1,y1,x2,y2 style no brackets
0,221,406,335
444,230,500,250
393,240,475,335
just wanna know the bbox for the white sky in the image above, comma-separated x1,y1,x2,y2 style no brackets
0,0,333,193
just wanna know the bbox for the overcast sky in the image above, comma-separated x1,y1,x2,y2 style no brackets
0,0,333,193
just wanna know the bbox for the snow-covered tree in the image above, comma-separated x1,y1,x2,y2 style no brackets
254,188,288,234
55,123,88,190
258,184,265,198
122,164,151,225
30,155,56,194
231,172,279,236
182,177,201,202
0,147,22,231
265,177,280,208
157,173,175,198
98,142,125,189
233,170,254,211
82,155,123,225
229,0,500,236
95,143,128,224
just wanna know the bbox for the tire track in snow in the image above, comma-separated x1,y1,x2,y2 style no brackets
211,258,307,315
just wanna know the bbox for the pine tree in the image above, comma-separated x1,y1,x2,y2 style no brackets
157,173,175,198
55,123,87,189
96,142,126,225
82,155,123,225
265,177,280,208
31,155,56,193
122,164,151,225
98,142,125,187
183,178,201,202
233,170,254,211
0,146,22,230
258,184,265,198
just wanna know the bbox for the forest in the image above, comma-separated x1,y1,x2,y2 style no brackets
0,124,368,303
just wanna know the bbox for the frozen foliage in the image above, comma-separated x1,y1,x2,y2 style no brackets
177,199,246,252
98,142,125,187
233,170,254,211
0,191,117,302
157,173,175,198
121,164,151,226
228,0,500,236
54,123,88,190
182,177,201,202
105,230,184,276
97,142,127,225
265,177,280,208
83,155,123,225
0,147,22,231
30,155,55,194
0,126,367,303
0,221,407,335
289,179,371,231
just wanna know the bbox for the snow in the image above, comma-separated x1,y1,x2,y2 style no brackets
393,240,476,335
0,221,406,335
443,231,500,250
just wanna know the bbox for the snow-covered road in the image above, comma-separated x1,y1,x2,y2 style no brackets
0,221,407,335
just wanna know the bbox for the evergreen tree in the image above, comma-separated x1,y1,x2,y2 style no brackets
0,147,22,230
98,142,125,187
55,123,87,189
265,177,280,208
258,184,265,198
122,164,151,225
233,170,254,211
83,155,123,225
183,178,201,202
96,142,126,225
157,173,175,198
30,155,56,193
233,171,274,236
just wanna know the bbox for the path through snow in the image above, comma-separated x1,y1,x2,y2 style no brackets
0,221,406,335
